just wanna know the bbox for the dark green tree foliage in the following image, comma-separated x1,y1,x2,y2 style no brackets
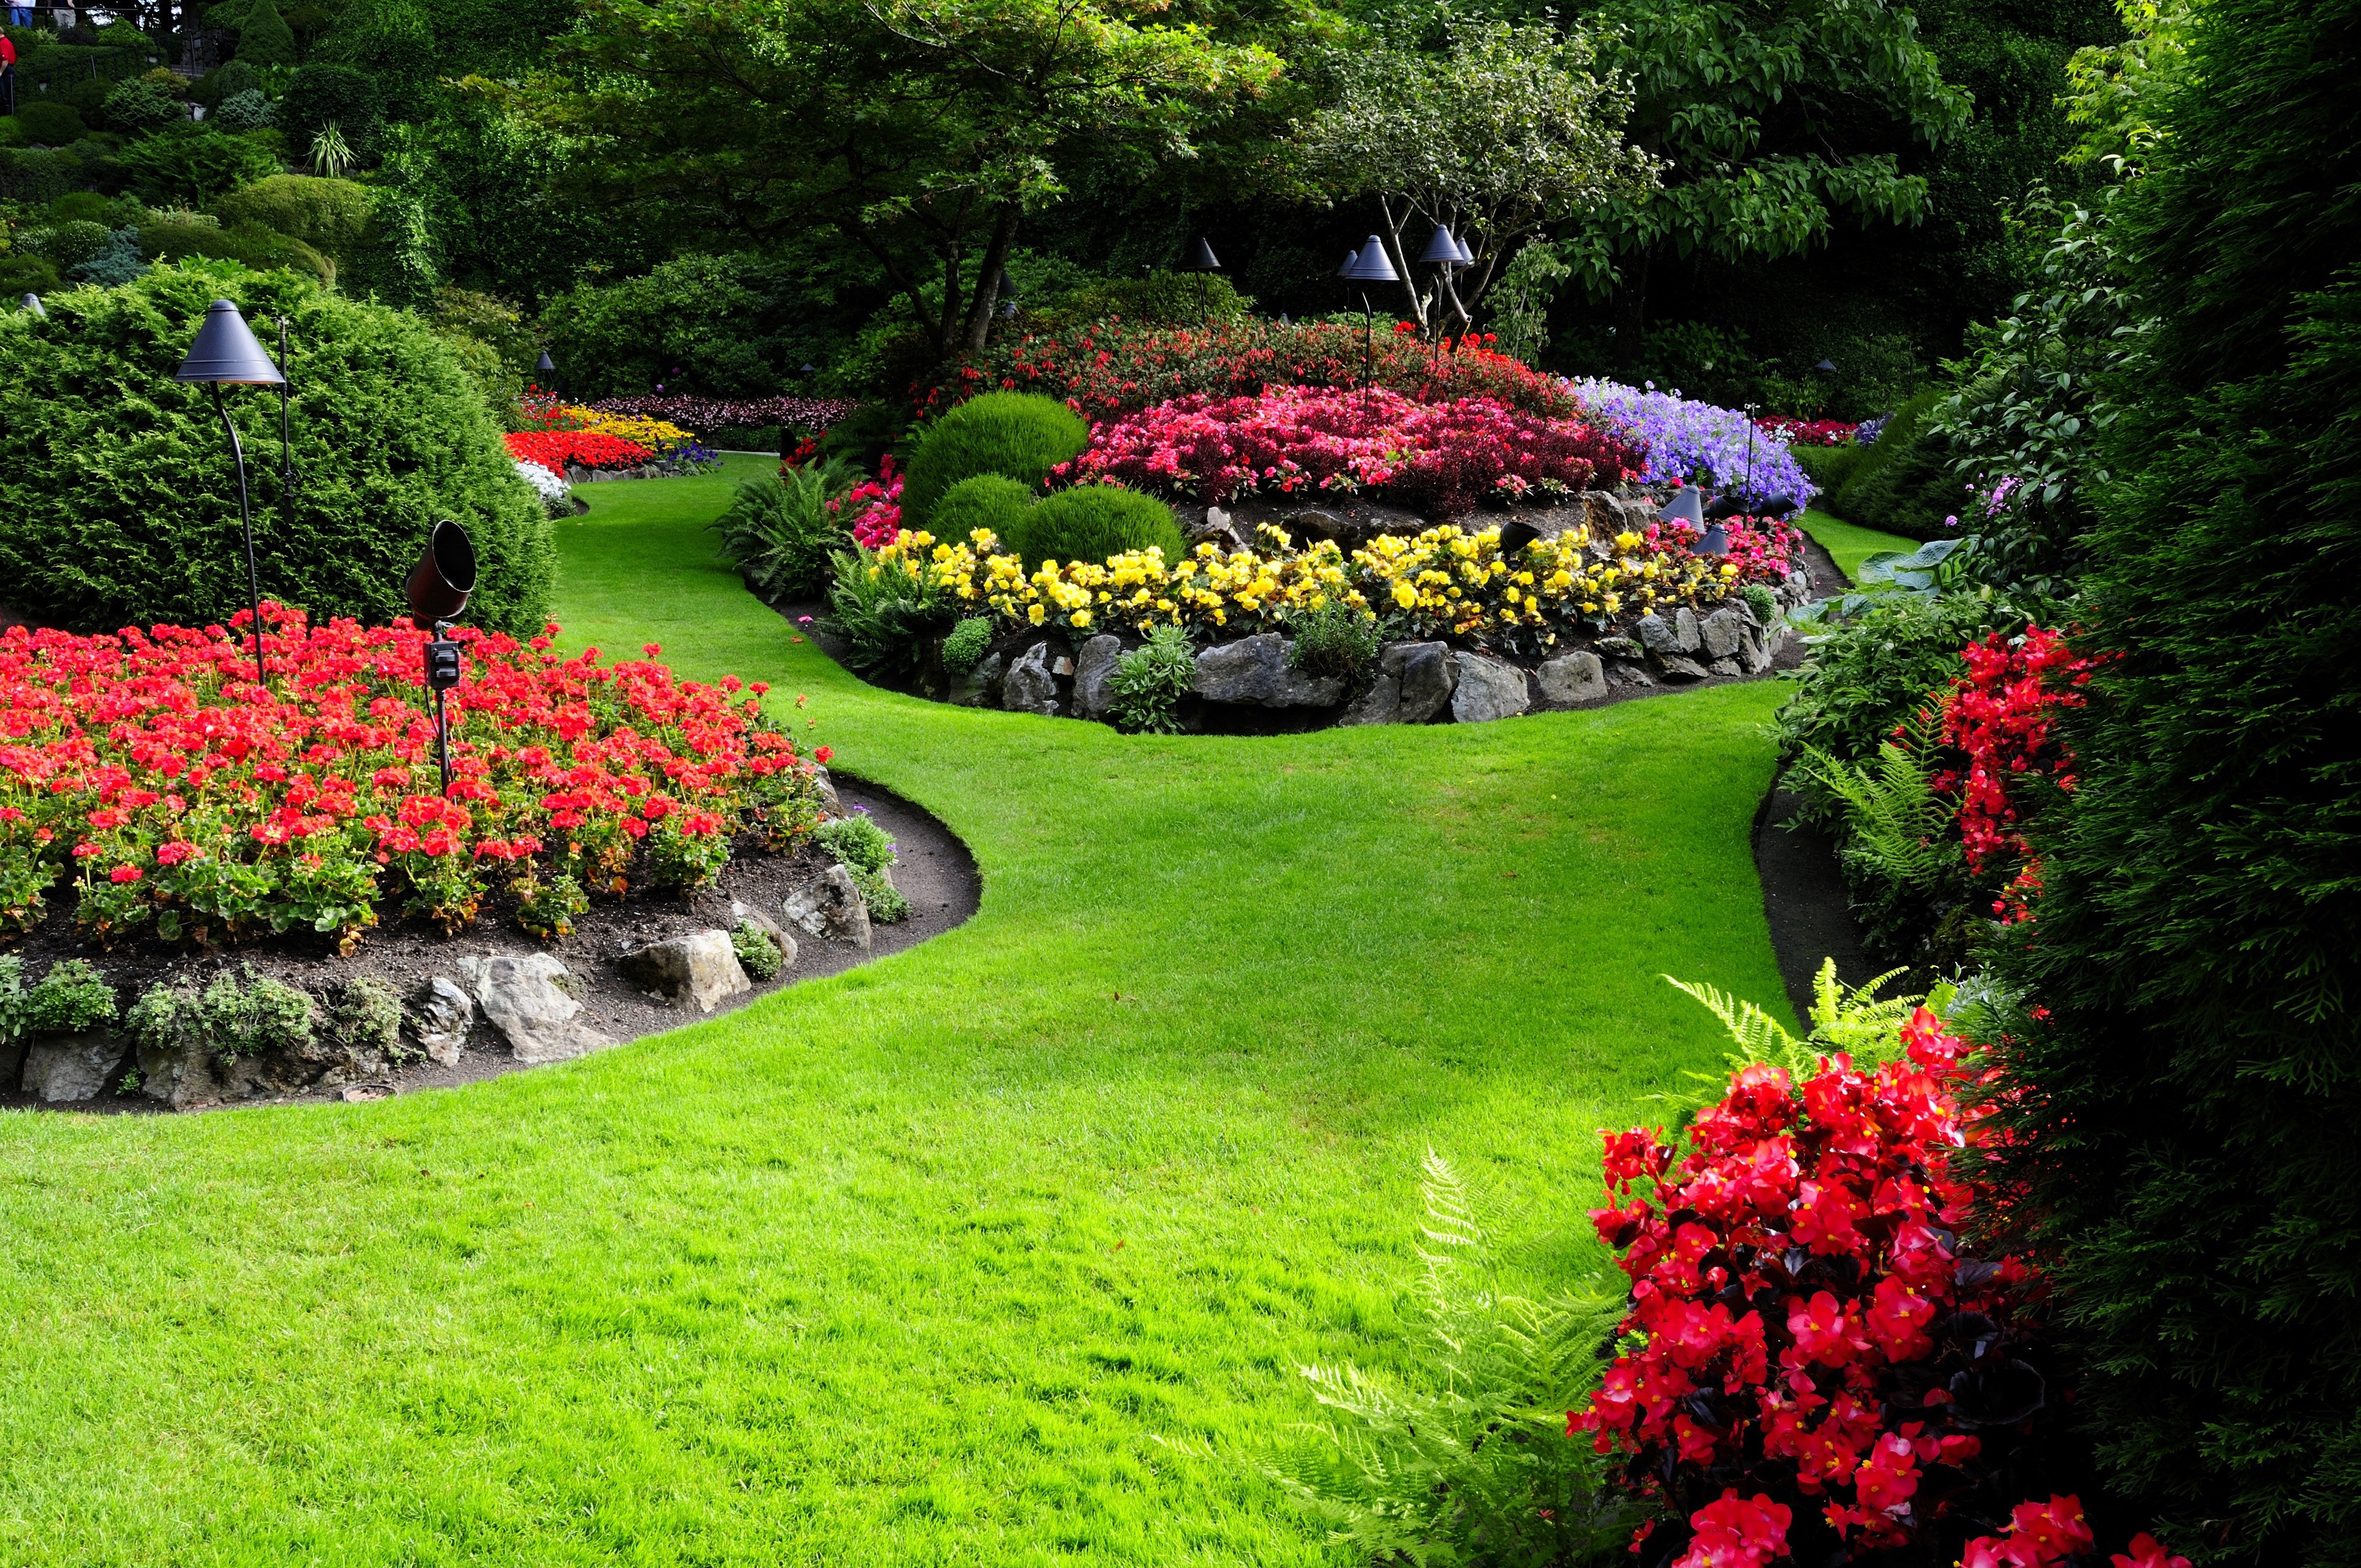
236,0,297,66
0,265,553,636
538,253,802,397
280,64,387,161
114,124,282,205
1975,0,2361,1557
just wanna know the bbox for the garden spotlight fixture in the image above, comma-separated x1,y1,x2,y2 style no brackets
1497,519,1542,556
405,519,478,797
535,349,555,377
1695,521,1731,557
1179,236,1221,319
174,299,285,691
18,292,41,317
1339,235,1399,398
1418,224,1465,369
996,268,1021,319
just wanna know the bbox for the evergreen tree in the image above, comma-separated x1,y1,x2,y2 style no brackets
235,0,297,68
1977,0,2361,1559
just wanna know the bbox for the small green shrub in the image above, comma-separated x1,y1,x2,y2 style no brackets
1288,598,1381,680
814,814,895,876
126,964,314,1066
822,544,962,677
1109,623,1195,734
846,864,910,924
16,103,88,146
928,473,1035,551
1,958,120,1037
103,76,184,134
940,616,993,677
235,0,297,65
512,872,589,940
115,124,282,205
1791,442,1862,495
709,458,857,603
731,919,783,980
141,218,332,285
213,90,277,132
68,229,149,287
0,254,62,296
1005,484,1184,573
192,60,262,110
23,218,112,270
899,391,1089,526
1739,583,1779,627
325,976,401,1061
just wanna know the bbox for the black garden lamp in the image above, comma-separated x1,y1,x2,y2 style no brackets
1497,518,1542,556
1657,484,1706,539
18,293,43,318
1814,359,1837,373
1339,235,1399,399
996,268,1021,320
1179,236,1221,319
405,519,477,797
1418,224,1463,370
174,299,285,691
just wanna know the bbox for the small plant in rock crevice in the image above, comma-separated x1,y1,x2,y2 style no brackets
814,815,895,875
1287,598,1382,681
940,617,994,677
731,918,783,980
846,864,910,924
326,976,404,1064
127,967,317,1067
0,955,120,1042
1109,625,1196,734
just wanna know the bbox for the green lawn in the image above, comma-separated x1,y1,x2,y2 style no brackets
1800,506,1921,583
0,455,1796,1565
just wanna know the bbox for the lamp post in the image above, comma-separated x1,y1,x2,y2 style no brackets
405,520,477,797
174,299,285,691
1339,235,1399,403
18,293,42,318
1179,236,1221,320
1418,223,1465,373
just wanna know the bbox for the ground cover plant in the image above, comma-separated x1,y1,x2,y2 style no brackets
0,608,827,950
1570,378,1819,512
0,455,1794,1562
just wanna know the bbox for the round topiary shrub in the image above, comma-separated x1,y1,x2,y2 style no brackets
25,218,112,272
1005,484,1185,571
0,263,553,636
212,174,373,261
16,102,88,147
929,473,1036,548
141,218,332,285
899,390,1088,527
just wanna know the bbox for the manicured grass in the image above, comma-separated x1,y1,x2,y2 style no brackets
1800,507,1921,584
0,455,1795,1565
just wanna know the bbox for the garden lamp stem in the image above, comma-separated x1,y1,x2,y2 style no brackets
1744,402,1757,513
275,318,294,521
435,684,452,796
211,383,267,691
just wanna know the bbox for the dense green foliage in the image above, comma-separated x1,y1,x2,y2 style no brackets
1108,622,1196,733
279,63,385,161
1005,485,1185,574
899,391,1090,527
212,174,376,263
1973,0,2361,1556
114,124,283,206
708,459,857,603
0,265,552,635
1823,387,1963,539
928,474,1039,551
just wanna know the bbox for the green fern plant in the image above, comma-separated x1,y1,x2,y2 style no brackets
709,457,857,602
1795,706,1961,904
1657,958,1955,1113
1263,1151,1638,1567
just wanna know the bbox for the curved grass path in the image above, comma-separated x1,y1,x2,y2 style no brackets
0,457,1793,1565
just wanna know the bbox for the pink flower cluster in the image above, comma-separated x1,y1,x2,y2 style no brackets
829,455,905,548
1058,384,1635,518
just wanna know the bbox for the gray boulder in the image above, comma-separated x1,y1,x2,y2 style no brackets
1449,652,1531,724
455,954,609,1064
1536,650,1609,707
1596,635,1646,661
1072,634,1123,721
810,765,843,814
784,862,873,948
1381,640,1458,723
1710,657,1744,677
620,930,751,1013
1338,673,1403,726
135,1028,223,1110
1673,608,1702,652
23,1030,127,1102
1002,642,1060,715
1193,634,1345,707
950,650,1004,708
1636,614,1681,654
1657,655,1712,683
408,977,474,1066
1700,607,1749,660
1189,506,1249,553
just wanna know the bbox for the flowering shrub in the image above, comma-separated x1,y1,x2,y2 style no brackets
514,459,571,504
1757,416,1857,448
856,507,1791,651
1058,385,1638,518
1574,1007,2184,1568
1571,379,1819,511
588,393,861,433
830,455,905,549
1929,628,2096,923
504,430,655,472
0,610,827,949
925,318,1582,423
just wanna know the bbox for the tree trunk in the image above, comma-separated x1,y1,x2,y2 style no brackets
1376,195,1426,332
960,204,1022,359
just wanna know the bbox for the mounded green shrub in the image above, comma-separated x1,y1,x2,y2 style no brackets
0,263,553,636
928,473,1036,548
191,60,262,110
235,0,297,66
1004,484,1184,573
102,75,183,134
899,391,1088,527
1828,387,1960,539
142,218,332,285
115,124,282,205
24,218,112,271
16,102,88,147
1790,442,1862,496
212,174,374,260
213,90,278,132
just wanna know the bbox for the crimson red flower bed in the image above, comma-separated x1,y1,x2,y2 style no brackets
0,610,827,953
503,430,655,471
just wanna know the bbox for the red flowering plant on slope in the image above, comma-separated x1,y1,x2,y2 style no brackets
1756,416,1857,448
1927,628,2098,924
829,453,905,548
0,610,826,951
1058,384,1638,519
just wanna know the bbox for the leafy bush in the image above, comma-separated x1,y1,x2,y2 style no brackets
845,864,908,924
1799,711,1971,963
115,125,282,205
1739,583,1779,627
127,965,314,1066
927,473,1036,551
730,918,783,980
0,957,120,1038
822,543,964,677
15,102,88,146
709,459,856,603
939,616,992,677
900,391,1089,527
1029,269,1254,329
141,217,332,284
538,252,804,400
235,0,297,65
67,229,150,287
192,60,262,110
23,217,112,270
1004,484,1183,573
322,0,433,106
103,76,184,134
324,975,401,1062
278,63,383,161
812,813,894,875
1269,1153,1635,1566
0,265,554,636
0,254,61,296
1287,596,1379,681
1108,624,1194,734
213,90,277,132
423,285,532,421
1823,386,1970,540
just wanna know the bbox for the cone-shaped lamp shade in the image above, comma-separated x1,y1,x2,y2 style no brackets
1497,519,1542,554
1453,233,1476,263
174,299,285,385
406,519,478,628
1342,235,1399,283
18,293,43,319
536,350,556,373
1814,359,1837,372
1182,236,1221,272
1338,249,1361,277
1657,487,1706,527
1695,522,1731,557
1758,493,1799,516
1419,224,1462,263
1704,494,1748,521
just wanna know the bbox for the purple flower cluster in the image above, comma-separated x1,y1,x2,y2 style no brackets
587,395,862,433
1567,378,1818,510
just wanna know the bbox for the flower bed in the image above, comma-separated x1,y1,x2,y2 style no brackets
1056,385,1638,518
1756,415,1857,448
861,508,1796,650
0,610,827,951
590,393,862,433
1571,379,1819,511
505,430,655,472
925,318,1583,423
514,391,716,471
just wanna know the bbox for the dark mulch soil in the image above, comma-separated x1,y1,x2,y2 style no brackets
2,778,980,1114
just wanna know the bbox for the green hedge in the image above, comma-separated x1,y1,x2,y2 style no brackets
899,391,1088,528
928,474,1036,549
0,263,553,636
1826,388,1960,540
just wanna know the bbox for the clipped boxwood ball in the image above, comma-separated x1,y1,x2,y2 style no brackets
1006,484,1186,572
928,474,1036,551
899,391,1088,527
0,263,553,637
